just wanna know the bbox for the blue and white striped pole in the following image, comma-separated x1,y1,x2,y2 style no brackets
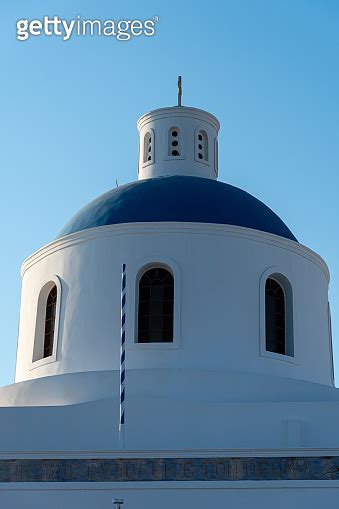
119,263,126,448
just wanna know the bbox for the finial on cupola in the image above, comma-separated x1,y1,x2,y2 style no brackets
178,75,182,106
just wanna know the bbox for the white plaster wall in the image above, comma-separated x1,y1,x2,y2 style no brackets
3,370,339,450
1,482,339,508
15,222,331,387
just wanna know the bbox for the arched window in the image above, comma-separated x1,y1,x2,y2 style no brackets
32,278,61,364
168,127,181,157
43,285,57,358
196,129,208,162
137,267,174,343
265,278,286,355
143,130,154,164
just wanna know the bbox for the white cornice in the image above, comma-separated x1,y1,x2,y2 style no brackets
137,106,220,132
21,222,330,281
0,447,339,460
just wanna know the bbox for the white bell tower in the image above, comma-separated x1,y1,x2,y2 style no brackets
137,77,220,180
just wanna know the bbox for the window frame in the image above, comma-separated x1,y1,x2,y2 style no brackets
142,129,155,168
194,128,209,165
30,275,62,369
137,266,174,344
259,267,297,364
265,277,287,355
127,258,181,350
165,126,185,161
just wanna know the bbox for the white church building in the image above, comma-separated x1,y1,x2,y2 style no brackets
1,92,339,507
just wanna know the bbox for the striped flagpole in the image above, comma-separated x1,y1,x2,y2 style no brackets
119,263,126,448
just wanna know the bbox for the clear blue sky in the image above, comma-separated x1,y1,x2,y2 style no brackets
0,1,338,387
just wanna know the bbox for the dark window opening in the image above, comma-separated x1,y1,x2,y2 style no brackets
143,131,153,164
138,267,174,343
196,130,208,162
43,285,57,358
168,128,181,157
265,278,286,355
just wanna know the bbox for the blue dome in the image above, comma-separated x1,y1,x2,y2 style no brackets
57,176,297,242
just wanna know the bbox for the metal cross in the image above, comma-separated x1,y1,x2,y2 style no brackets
113,499,124,509
178,75,182,106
